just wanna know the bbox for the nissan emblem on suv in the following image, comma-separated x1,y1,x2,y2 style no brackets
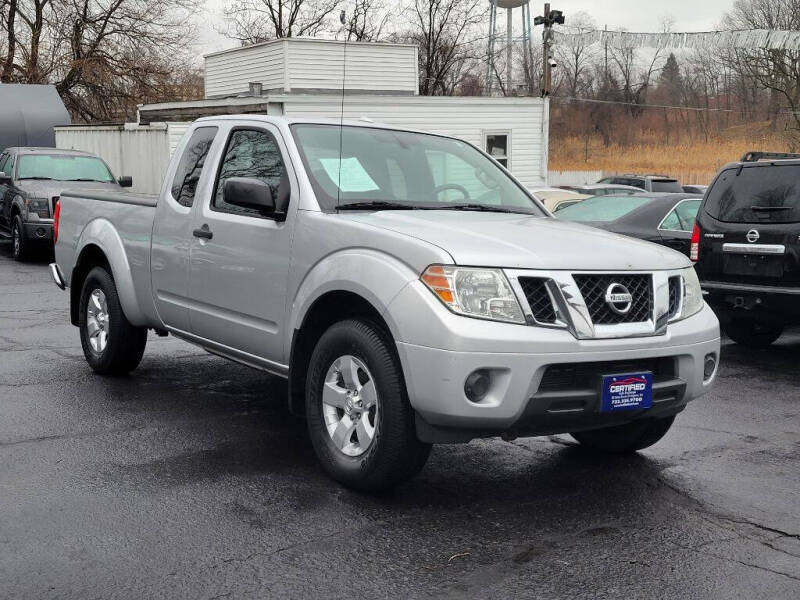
746,229,760,243
605,283,633,315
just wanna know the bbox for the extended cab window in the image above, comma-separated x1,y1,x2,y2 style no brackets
213,129,287,217
171,126,217,208
705,164,800,223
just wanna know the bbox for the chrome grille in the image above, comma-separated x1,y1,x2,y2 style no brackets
518,277,557,324
573,274,652,325
668,276,681,318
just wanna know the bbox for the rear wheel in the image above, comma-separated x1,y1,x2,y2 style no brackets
79,266,147,375
570,416,675,453
305,318,431,491
11,215,29,261
723,318,783,348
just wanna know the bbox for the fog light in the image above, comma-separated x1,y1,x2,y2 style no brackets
703,354,717,381
36,227,46,238
464,370,491,403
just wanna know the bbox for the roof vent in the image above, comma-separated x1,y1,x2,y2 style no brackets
248,82,263,96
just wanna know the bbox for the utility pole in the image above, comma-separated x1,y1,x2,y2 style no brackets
534,3,564,97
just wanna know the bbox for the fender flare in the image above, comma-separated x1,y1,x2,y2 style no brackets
286,248,420,355
74,218,148,326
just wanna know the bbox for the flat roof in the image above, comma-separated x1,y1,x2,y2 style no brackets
204,37,418,59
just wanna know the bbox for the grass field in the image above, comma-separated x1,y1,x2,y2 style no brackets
549,128,789,184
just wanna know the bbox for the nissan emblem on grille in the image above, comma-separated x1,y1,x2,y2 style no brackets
604,283,633,315
746,229,760,243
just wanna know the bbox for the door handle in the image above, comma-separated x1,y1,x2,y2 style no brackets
193,224,213,240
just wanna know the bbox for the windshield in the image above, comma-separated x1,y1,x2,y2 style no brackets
291,124,544,214
555,195,652,222
705,165,800,223
17,154,115,182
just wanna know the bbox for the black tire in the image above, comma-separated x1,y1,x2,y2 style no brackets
11,215,29,261
723,318,783,348
78,266,147,375
305,318,431,491
570,416,676,453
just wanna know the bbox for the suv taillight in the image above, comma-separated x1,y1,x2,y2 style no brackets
690,223,700,262
53,199,60,244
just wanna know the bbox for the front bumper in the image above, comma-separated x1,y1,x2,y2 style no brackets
22,221,53,243
390,282,720,442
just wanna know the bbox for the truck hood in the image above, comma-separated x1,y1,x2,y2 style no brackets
18,180,122,199
344,210,691,271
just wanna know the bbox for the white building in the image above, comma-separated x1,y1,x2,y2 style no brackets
56,38,549,195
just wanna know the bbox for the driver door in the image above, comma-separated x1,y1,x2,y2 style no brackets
187,122,296,367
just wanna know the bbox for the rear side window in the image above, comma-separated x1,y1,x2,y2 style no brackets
660,199,700,231
705,165,800,223
650,179,682,193
171,126,218,208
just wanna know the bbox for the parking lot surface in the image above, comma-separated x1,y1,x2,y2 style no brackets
1,245,799,599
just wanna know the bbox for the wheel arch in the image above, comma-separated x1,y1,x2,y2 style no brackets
69,220,146,327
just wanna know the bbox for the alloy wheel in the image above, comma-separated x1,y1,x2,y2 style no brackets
322,355,379,457
86,289,110,353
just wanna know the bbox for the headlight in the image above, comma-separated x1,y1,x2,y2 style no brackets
25,196,50,219
421,265,525,324
679,267,704,320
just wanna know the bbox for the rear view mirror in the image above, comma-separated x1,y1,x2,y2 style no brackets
118,176,133,188
0,171,10,184
223,177,275,215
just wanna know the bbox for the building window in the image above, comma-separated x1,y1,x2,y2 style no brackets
485,132,510,168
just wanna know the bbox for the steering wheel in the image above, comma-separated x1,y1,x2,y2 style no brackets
433,183,471,201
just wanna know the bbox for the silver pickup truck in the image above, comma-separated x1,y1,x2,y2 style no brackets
51,116,720,490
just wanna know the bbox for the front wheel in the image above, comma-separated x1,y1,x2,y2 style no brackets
723,318,783,348
305,319,431,491
570,416,676,453
11,215,29,261
79,266,147,375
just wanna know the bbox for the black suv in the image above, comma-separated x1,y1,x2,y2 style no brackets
694,152,800,346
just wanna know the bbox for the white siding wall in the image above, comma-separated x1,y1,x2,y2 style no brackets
286,40,418,94
283,96,548,188
55,125,171,195
204,42,286,99
203,39,418,98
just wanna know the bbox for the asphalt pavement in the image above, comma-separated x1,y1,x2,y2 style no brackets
1,243,798,599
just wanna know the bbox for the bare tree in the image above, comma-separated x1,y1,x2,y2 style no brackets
344,0,389,41
0,0,200,121
222,0,341,44
555,11,596,98
400,0,486,96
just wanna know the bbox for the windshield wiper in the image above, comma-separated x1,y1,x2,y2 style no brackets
18,176,55,181
67,178,107,182
434,203,528,214
751,206,792,211
337,201,418,211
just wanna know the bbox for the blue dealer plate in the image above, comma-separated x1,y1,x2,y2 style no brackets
600,372,653,412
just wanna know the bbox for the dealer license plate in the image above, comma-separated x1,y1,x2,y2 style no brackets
600,372,653,412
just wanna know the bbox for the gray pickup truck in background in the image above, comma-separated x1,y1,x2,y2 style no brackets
51,116,720,490
0,147,131,260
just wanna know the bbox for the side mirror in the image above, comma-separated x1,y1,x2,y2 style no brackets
118,176,133,188
223,177,275,215
0,171,10,184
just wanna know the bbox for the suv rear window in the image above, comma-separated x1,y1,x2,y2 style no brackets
705,164,800,223
650,179,682,193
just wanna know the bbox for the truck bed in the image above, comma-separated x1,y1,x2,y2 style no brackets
56,190,161,328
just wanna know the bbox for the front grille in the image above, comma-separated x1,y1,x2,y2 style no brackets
573,274,652,325
668,276,681,318
538,358,676,393
518,277,557,323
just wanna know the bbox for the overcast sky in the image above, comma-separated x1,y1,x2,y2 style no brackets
198,0,738,57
